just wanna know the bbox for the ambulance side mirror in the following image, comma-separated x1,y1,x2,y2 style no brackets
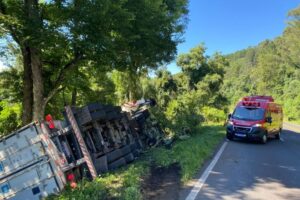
266,116,272,123
228,113,232,119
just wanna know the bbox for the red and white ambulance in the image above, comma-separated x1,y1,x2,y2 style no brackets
226,96,283,144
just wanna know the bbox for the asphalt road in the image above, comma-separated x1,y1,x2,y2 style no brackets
183,124,300,200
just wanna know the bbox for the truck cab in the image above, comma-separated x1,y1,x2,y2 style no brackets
226,96,283,144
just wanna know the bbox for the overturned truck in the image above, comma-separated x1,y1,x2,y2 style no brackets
0,100,163,200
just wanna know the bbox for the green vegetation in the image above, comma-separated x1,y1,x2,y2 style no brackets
49,125,225,200
0,100,21,137
144,45,229,136
222,5,300,121
49,163,145,200
148,125,225,182
1,2,300,199
0,0,188,123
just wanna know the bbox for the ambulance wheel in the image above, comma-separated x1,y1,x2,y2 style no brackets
275,129,281,140
226,133,233,140
261,133,268,144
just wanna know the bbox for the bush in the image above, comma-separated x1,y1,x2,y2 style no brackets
0,101,21,137
284,95,300,121
164,98,201,134
201,106,226,123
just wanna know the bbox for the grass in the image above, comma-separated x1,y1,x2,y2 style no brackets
144,124,225,182
49,163,146,200
49,124,225,200
285,119,300,125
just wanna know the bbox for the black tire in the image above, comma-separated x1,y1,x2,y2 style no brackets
91,110,106,121
106,149,122,163
106,111,117,120
94,155,108,174
130,142,137,151
261,132,268,144
124,153,135,163
226,133,233,140
132,149,140,157
86,103,104,112
108,157,126,170
120,145,131,156
275,129,281,140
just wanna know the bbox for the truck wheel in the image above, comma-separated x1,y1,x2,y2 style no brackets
120,145,131,156
124,153,135,163
108,158,126,170
94,155,108,174
275,129,281,140
261,133,268,144
107,149,122,163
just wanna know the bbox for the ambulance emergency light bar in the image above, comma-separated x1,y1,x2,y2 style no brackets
242,101,261,107
242,96,274,102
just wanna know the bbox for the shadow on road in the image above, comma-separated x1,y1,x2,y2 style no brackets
181,128,300,200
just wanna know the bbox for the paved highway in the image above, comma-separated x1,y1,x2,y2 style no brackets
182,124,300,200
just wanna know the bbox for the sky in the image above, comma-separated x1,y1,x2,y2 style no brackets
168,0,300,74
1,1,299,73
0,61,5,71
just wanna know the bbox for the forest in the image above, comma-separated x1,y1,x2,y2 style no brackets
0,1,300,137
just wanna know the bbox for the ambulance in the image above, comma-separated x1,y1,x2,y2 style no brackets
226,96,283,144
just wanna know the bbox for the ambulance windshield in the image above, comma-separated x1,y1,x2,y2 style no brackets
232,107,265,121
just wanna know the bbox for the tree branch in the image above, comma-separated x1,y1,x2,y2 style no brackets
43,86,65,106
52,54,83,88
44,54,83,104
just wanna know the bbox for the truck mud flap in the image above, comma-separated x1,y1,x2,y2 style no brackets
108,158,126,170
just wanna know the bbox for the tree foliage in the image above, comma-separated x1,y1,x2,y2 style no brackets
148,45,228,133
222,5,300,120
0,0,188,123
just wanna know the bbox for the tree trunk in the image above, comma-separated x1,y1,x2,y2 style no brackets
21,46,33,124
23,0,45,121
31,48,45,121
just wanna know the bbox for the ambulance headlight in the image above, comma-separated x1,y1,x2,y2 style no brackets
253,124,262,127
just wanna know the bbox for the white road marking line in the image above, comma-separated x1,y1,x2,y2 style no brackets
280,138,284,142
185,141,228,200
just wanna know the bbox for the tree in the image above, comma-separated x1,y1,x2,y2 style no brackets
282,5,300,69
177,44,209,88
0,0,188,123
222,5,300,120
110,69,142,104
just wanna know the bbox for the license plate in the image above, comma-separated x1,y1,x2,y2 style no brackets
235,133,246,137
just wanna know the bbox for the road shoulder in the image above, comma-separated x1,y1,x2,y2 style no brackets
179,138,227,200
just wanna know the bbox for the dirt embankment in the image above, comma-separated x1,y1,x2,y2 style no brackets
142,163,181,200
